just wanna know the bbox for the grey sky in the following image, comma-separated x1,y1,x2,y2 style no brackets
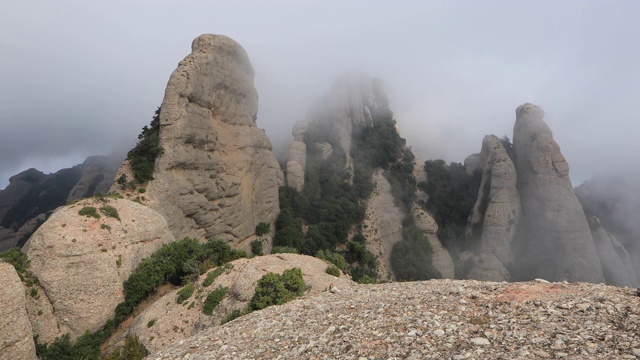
1,0,639,189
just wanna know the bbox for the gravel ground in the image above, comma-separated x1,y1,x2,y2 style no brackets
149,279,640,359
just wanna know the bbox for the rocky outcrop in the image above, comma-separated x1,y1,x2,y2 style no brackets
466,135,521,282
588,216,637,287
111,34,282,248
411,205,454,278
362,170,404,279
512,104,604,283
121,254,354,354
23,197,175,338
286,141,306,191
576,174,640,282
0,262,37,360
67,153,123,203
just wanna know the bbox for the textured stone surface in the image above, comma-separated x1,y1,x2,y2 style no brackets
124,254,353,354
362,170,404,280
466,135,521,282
411,205,454,279
23,197,175,338
588,216,638,287
512,103,604,283
67,153,123,203
286,141,307,191
314,142,333,160
464,153,483,176
150,279,640,359
0,262,37,360
111,34,282,246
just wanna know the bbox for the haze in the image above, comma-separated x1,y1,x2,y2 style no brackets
1,0,639,189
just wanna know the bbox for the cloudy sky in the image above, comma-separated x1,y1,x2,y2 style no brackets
1,0,639,189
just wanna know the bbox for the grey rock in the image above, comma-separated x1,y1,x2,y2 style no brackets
512,103,604,283
588,216,637,287
110,34,283,246
0,262,37,359
67,153,123,203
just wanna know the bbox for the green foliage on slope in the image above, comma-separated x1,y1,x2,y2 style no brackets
127,107,163,183
249,268,306,311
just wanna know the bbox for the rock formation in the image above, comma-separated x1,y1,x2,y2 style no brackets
0,262,37,359
411,205,455,278
286,141,306,191
465,135,521,281
111,34,283,249
23,197,175,338
587,216,638,287
511,104,604,283
67,153,124,203
362,170,405,279
118,254,354,354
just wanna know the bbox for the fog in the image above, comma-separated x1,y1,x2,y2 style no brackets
1,0,639,189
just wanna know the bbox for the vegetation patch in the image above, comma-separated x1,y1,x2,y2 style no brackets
250,239,264,256
127,107,163,184
203,267,224,287
100,224,111,232
203,286,229,315
325,265,340,277
176,283,195,304
103,335,148,360
271,246,299,254
255,222,270,236
220,309,243,325
78,206,100,219
99,205,120,221
249,268,306,311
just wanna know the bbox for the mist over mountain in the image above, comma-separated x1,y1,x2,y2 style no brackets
2,1,640,189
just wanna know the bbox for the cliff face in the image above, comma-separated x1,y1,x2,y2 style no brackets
0,262,37,360
67,153,124,203
111,34,283,249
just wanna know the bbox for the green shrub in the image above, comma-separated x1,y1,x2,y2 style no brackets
250,239,264,256
138,188,146,194
104,335,148,360
0,247,31,281
272,246,299,254
79,206,100,219
99,205,120,221
203,286,228,315
30,288,38,297
127,107,163,183
176,283,195,304
100,224,111,231
325,265,340,277
315,250,348,273
248,268,305,311
220,309,244,325
255,222,270,236
202,267,224,287
146,319,155,328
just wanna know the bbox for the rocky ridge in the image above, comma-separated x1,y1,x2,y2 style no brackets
149,279,640,359
0,262,37,360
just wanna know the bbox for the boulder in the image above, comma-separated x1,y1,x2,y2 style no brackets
111,34,282,246
411,205,454,279
0,262,37,359
512,103,604,283
286,161,305,192
23,197,175,338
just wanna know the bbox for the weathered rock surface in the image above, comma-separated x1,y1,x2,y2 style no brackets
362,170,404,279
111,34,282,247
123,254,353,354
314,142,333,160
411,205,454,279
464,153,483,175
286,141,307,191
466,135,521,282
0,262,37,360
588,216,638,287
512,103,604,283
576,174,640,282
23,197,175,338
67,153,123,203
150,279,640,359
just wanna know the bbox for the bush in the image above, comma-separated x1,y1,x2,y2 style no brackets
255,222,270,236
176,283,195,304
202,267,224,287
203,286,228,315
146,319,155,328
104,335,148,360
99,205,120,221
0,247,31,281
250,239,264,256
127,107,163,183
220,309,244,325
249,268,306,311
315,250,348,273
78,206,100,219
325,265,340,277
